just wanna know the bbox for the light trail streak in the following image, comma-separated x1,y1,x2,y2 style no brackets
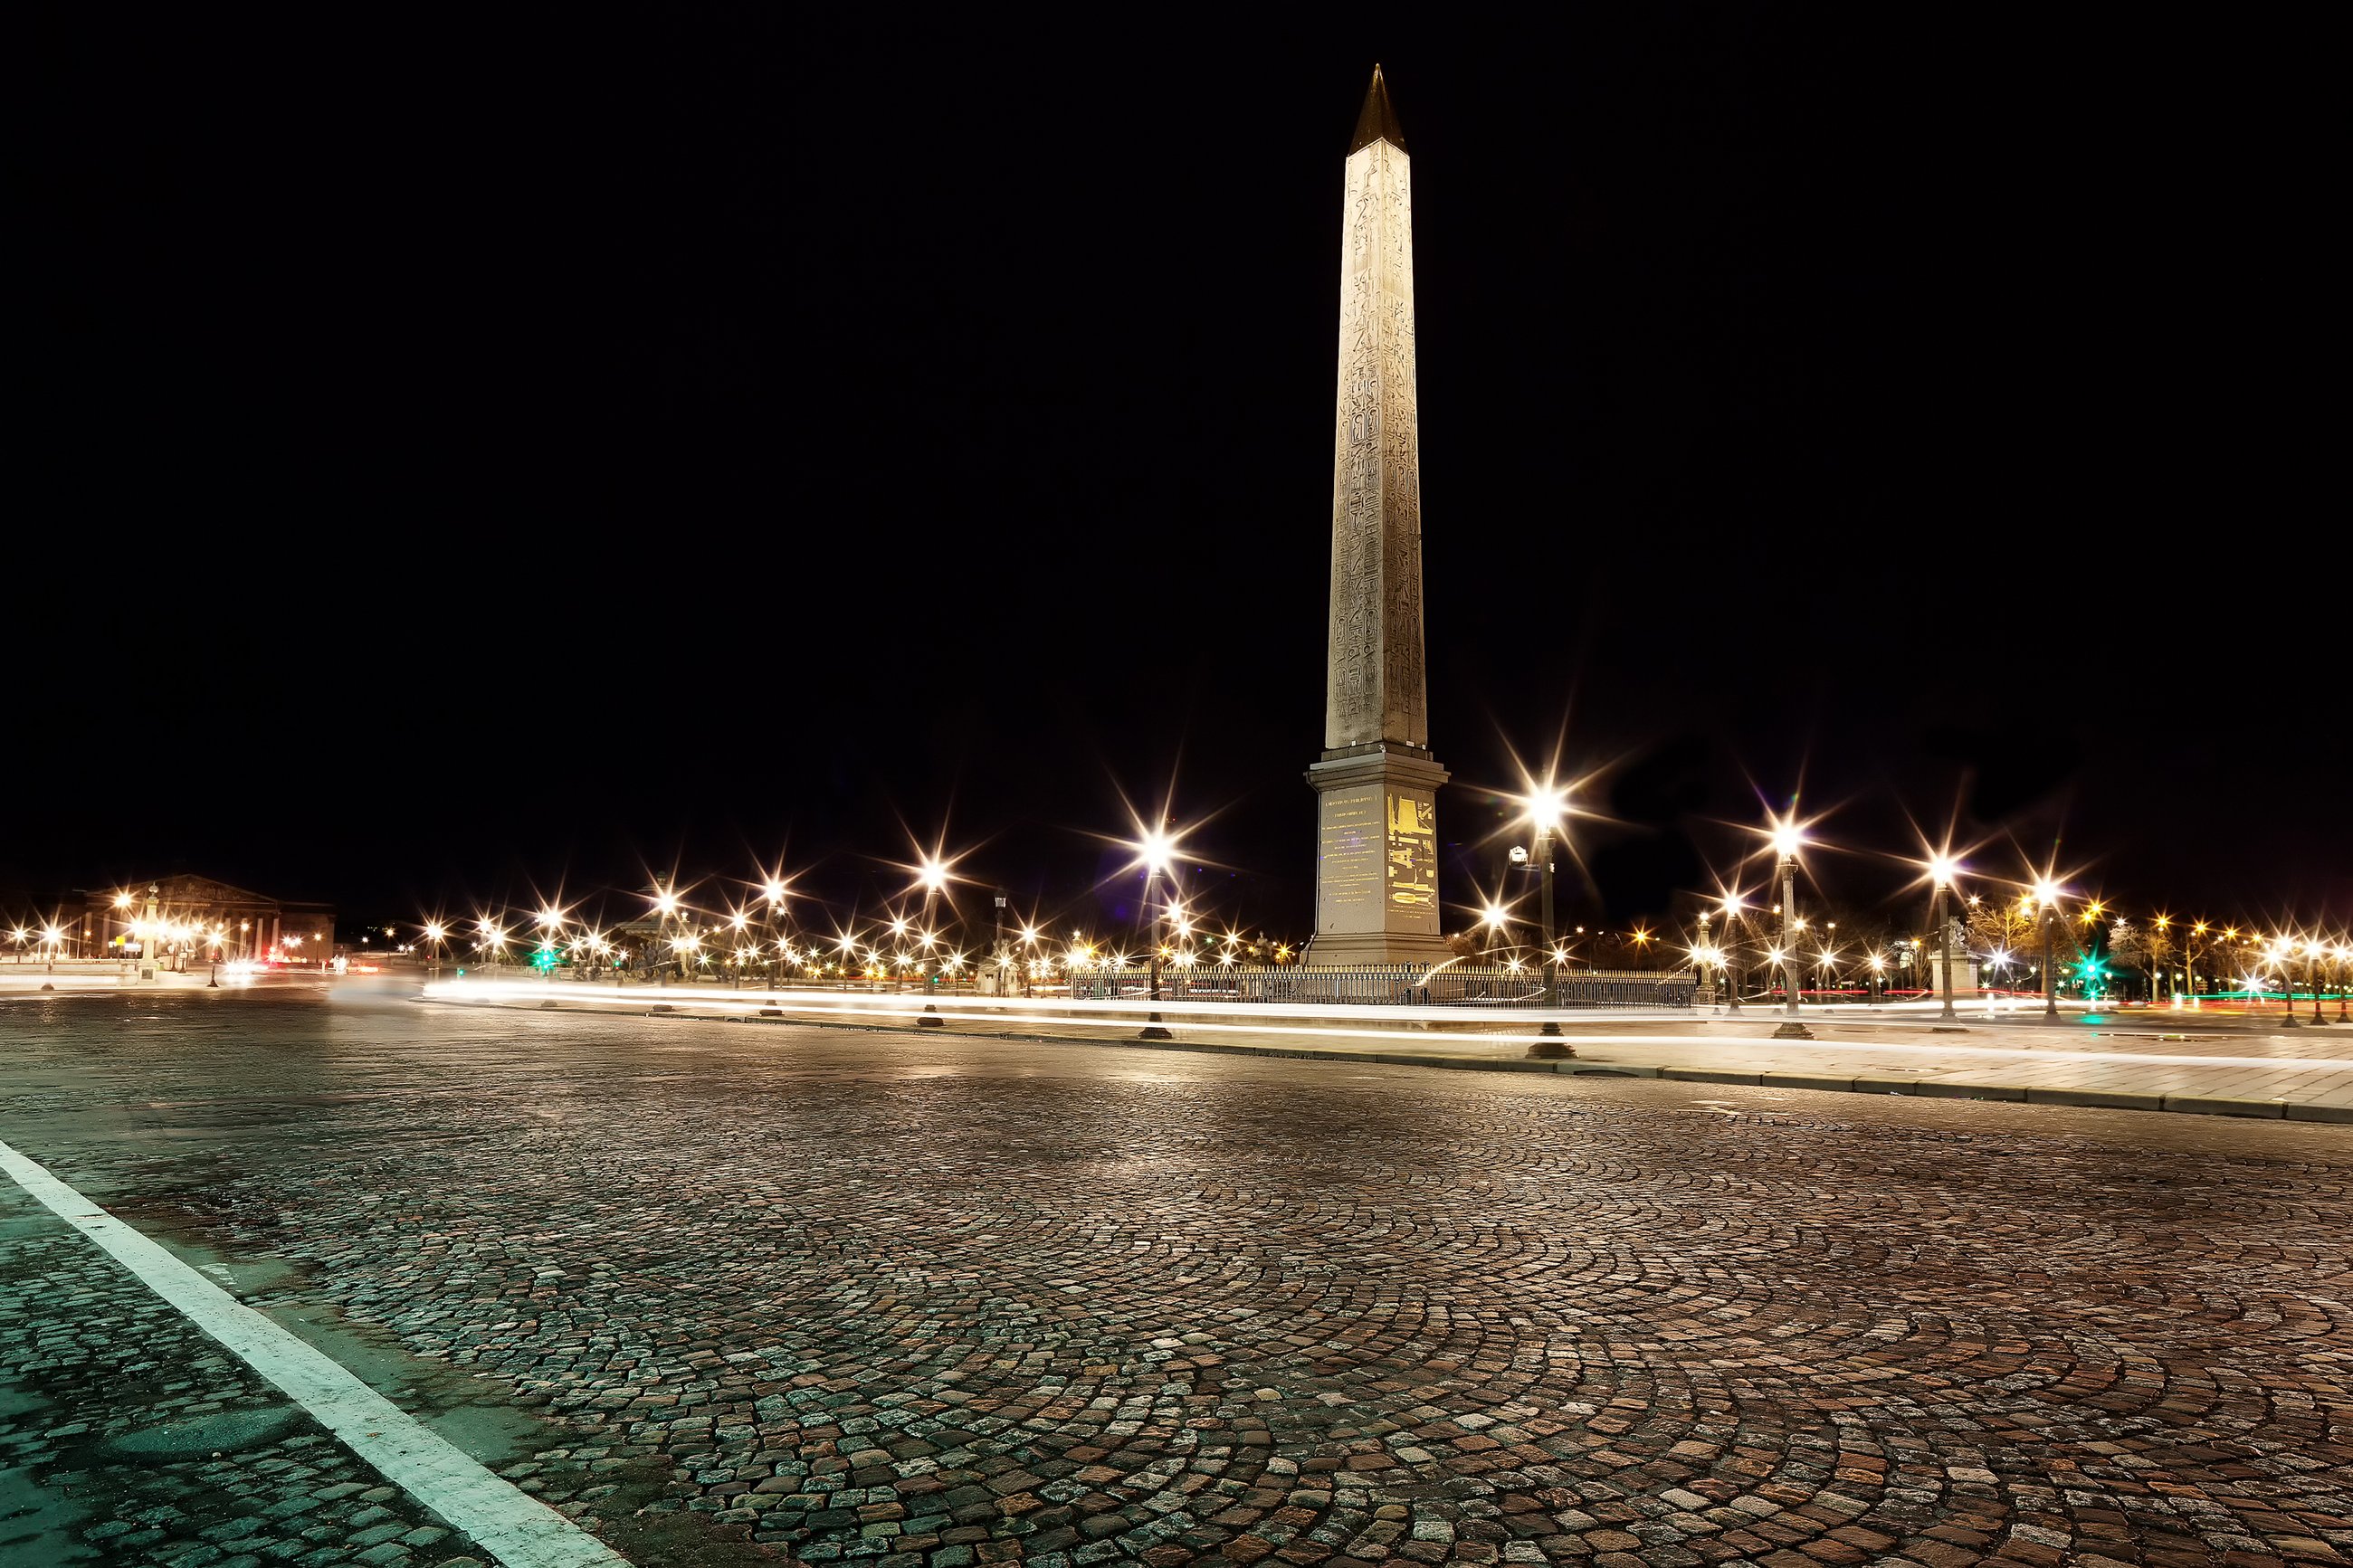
420,981,2353,1075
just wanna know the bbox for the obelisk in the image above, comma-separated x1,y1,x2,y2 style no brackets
1304,65,1450,967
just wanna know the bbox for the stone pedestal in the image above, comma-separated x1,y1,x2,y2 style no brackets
1304,743,1451,966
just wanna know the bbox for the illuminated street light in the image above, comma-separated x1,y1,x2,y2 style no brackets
2031,878,2063,1022
1767,815,1811,1039
1130,825,1180,1041
1927,853,1960,1021
1519,781,1571,1045
1717,892,1746,1014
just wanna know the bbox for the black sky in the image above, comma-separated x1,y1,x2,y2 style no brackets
11,13,2346,937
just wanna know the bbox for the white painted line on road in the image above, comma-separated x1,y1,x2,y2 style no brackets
0,1137,627,1568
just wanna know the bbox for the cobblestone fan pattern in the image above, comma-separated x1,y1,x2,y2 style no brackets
3,994,2352,1568
0,1183,487,1567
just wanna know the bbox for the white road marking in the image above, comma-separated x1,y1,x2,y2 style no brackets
0,1137,627,1568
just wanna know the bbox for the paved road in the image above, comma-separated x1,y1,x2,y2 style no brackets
2,987,2350,1568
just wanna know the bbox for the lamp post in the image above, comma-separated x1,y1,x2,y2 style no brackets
1929,855,1959,1021
2306,941,2327,1025
2272,942,2300,1028
651,887,681,984
990,895,1007,993
1720,895,1743,1014
1770,820,1812,1039
1138,829,1175,1041
762,879,790,984
1521,784,1569,1038
1695,908,1713,1012
2034,880,2061,1021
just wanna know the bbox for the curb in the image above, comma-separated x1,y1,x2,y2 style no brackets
433,996,2353,1126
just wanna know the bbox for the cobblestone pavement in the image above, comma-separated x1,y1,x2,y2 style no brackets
1,988,2350,1567
0,1180,488,1566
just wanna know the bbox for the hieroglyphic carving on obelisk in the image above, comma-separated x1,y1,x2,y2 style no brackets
1324,63,1427,752
1306,65,1450,967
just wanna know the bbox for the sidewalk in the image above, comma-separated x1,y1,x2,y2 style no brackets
424,979,2353,1124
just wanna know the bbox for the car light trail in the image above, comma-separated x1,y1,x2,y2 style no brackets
419,980,2353,1076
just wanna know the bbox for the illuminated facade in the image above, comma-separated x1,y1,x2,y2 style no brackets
82,875,336,966
1305,67,1451,965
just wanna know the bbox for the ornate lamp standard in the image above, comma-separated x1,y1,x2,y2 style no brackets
1929,855,1961,1021
1694,908,1715,1012
2270,939,2301,1028
1136,829,1176,1041
1769,820,1812,1040
1520,784,1570,1037
2304,939,2328,1025
1720,893,1744,1014
763,879,790,984
2033,879,2063,1022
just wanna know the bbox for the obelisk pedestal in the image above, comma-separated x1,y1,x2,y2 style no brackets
1304,67,1452,968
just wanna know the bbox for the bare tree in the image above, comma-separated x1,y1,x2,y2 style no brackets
2107,918,2176,1001
1967,894,2084,991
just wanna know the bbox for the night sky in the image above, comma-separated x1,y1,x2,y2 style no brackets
13,15,2342,938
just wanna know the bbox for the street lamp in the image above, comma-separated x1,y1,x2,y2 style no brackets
2267,936,2300,1028
1481,901,1510,960
1769,818,1812,1039
1720,893,1744,1014
1520,784,1569,1039
2032,879,2062,1022
1928,854,1960,1021
1136,829,1176,1040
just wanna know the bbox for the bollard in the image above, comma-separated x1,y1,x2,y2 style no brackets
918,1003,945,1028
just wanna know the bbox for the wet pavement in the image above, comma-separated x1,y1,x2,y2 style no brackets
1,984,2349,1566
